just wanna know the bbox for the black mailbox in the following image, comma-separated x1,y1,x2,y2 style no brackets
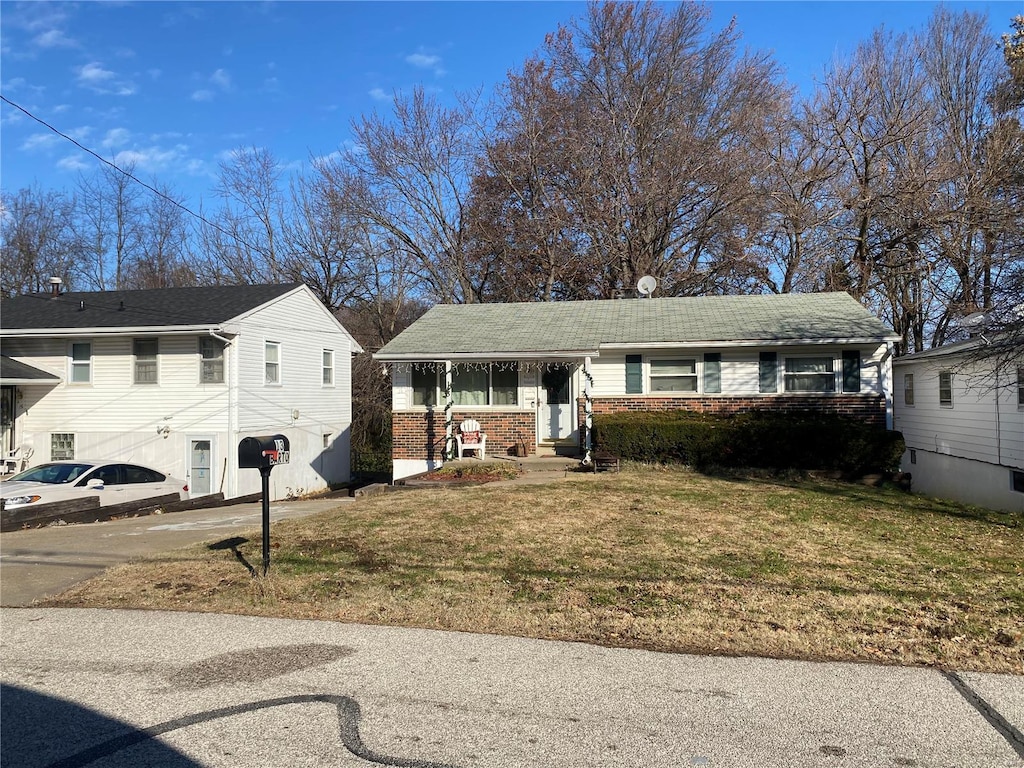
238,434,290,469
238,434,290,577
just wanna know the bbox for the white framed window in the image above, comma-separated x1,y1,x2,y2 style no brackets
649,358,698,393
265,341,281,385
199,337,225,384
412,366,438,407
1017,367,1023,408
69,342,92,384
784,356,836,393
939,370,953,407
51,433,75,460
904,373,915,406
133,338,158,384
322,349,335,386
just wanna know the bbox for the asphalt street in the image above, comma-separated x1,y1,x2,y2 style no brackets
1,608,1023,768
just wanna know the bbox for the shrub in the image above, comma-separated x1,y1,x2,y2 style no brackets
592,410,904,474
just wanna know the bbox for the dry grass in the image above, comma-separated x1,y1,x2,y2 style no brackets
42,465,1024,674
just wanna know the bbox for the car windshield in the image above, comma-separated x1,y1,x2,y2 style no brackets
5,463,95,484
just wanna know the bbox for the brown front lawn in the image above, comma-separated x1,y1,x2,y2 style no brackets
41,465,1024,674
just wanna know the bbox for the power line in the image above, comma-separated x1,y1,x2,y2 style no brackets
0,93,264,256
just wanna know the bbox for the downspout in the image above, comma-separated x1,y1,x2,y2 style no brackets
882,342,894,430
212,330,236,498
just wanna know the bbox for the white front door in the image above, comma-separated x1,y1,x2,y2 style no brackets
540,367,573,441
187,437,215,497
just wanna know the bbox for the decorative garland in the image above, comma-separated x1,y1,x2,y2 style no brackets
443,362,454,461
387,360,575,375
582,358,594,465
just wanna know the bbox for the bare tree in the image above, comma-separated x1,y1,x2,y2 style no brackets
123,183,198,289
75,161,146,290
197,146,289,285
471,1,788,299
318,87,483,304
0,186,83,297
280,172,372,311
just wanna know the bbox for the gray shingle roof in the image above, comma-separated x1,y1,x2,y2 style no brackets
0,356,60,382
0,284,301,331
376,292,897,359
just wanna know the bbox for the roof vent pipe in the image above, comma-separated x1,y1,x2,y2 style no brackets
49,276,62,297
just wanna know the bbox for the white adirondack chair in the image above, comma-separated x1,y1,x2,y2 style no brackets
455,419,486,460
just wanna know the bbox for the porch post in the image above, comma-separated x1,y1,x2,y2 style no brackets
583,355,593,465
444,361,454,461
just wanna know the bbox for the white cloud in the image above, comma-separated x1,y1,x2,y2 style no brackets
192,89,214,102
101,128,132,149
405,51,446,76
34,29,75,48
210,68,231,90
78,61,115,84
57,154,91,172
21,133,60,151
368,87,389,101
77,61,136,96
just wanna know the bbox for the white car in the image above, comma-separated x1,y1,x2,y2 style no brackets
0,460,188,509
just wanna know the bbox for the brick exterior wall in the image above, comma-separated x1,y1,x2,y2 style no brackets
392,410,537,461
578,394,888,450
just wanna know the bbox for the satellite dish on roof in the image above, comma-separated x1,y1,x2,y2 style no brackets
959,311,989,329
636,275,657,298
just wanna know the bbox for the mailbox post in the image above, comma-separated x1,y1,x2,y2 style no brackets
238,434,290,576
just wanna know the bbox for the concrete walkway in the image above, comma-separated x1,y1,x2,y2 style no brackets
1,608,1022,767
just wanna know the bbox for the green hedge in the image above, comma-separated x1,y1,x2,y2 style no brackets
592,410,905,474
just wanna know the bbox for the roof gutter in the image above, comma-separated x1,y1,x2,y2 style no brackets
374,350,601,362
2,325,234,338
601,336,900,350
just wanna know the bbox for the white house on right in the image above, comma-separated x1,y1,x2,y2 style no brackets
892,338,1023,512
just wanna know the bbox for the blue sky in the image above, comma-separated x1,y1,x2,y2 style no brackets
1,1,1017,215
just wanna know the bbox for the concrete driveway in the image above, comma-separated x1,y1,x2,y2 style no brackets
0,497,349,606
1,608,1022,767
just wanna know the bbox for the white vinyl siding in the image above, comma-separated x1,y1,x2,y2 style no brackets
894,357,1024,470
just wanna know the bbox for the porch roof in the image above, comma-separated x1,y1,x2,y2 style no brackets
375,292,898,360
0,356,60,385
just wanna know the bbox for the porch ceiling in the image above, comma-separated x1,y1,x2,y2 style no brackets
0,356,60,385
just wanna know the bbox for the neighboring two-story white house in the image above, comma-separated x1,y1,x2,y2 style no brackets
893,338,1024,513
375,292,899,480
0,283,361,500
